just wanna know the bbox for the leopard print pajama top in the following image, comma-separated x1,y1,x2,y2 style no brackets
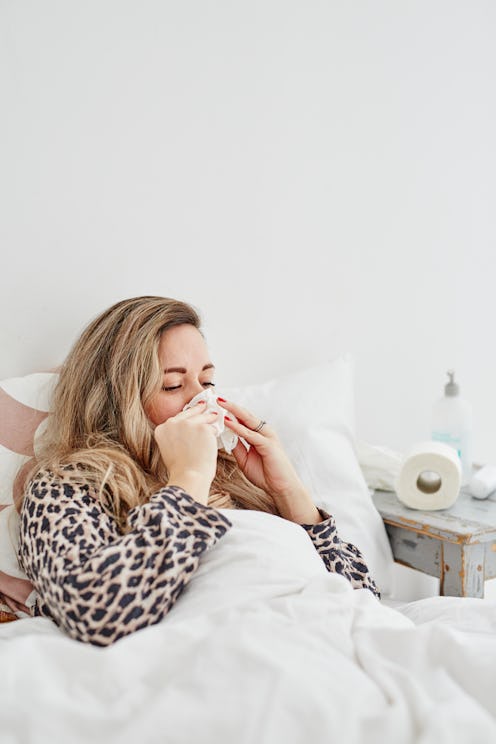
18,470,380,647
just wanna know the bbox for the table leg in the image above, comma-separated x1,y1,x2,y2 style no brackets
440,542,485,598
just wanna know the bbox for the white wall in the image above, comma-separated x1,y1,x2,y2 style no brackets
1,1,496,596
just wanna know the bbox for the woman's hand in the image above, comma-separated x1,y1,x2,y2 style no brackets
218,398,322,524
153,401,219,505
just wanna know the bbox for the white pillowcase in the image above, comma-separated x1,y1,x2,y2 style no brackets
223,355,394,597
0,505,26,580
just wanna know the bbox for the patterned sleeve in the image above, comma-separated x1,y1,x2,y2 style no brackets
18,473,232,646
299,508,381,599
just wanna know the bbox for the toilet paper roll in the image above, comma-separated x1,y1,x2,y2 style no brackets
395,441,462,510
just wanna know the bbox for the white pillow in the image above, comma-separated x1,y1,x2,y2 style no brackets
223,355,394,597
0,505,29,581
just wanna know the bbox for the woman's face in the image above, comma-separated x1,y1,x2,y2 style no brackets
144,324,216,426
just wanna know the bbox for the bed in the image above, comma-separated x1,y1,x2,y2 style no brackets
1,355,496,743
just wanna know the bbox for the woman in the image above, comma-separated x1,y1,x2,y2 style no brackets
18,296,380,646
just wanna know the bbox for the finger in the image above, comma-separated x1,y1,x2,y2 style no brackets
231,438,249,468
223,415,272,448
175,400,208,419
204,410,219,424
164,405,216,428
176,408,218,425
216,397,273,436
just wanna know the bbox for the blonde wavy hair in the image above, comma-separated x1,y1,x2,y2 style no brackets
22,296,279,532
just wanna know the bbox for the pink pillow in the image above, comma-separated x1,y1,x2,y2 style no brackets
0,372,58,617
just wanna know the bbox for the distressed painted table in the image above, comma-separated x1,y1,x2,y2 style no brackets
372,488,496,597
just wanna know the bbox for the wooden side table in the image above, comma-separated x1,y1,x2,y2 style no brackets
372,488,496,598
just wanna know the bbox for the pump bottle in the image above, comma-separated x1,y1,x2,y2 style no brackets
431,370,473,486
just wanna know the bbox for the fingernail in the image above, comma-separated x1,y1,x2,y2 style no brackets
198,399,207,404
225,416,232,421
217,397,227,403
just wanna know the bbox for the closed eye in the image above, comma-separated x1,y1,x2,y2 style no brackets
162,382,216,392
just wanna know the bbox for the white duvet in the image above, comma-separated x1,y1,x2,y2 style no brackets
1,508,496,744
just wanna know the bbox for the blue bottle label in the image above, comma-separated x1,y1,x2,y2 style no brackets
431,431,462,459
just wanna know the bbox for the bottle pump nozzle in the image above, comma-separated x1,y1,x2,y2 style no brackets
445,369,459,397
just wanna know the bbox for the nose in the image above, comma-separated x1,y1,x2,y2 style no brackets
189,381,205,398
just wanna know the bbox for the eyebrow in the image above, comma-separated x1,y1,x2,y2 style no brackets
163,363,215,374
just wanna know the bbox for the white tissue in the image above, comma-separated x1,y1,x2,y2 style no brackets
183,389,239,454
354,438,404,491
